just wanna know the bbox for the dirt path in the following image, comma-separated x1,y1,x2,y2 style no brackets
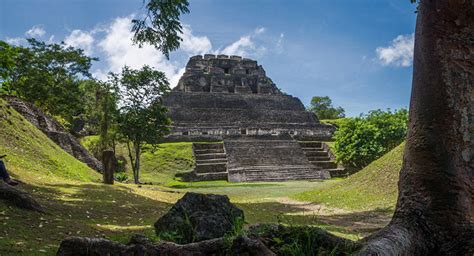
275,197,392,237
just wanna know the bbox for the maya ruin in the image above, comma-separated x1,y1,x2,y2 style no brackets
163,54,344,182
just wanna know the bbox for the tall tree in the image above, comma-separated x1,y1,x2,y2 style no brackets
3,39,97,125
358,1,473,254
132,0,189,58
308,96,345,120
111,66,171,184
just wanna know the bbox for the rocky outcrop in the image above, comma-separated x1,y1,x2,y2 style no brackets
154,192,244,243
3,96,103,172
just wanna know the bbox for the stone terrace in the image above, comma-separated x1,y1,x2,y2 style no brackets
163,54,341,182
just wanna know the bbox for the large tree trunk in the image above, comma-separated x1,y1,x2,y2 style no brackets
358,1,473,255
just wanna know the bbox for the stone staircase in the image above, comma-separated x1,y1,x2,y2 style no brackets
191,143,228,181
298,141,346,178
225,135,330,182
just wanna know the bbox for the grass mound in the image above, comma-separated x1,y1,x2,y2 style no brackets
0,99,100,183
295,142,405,211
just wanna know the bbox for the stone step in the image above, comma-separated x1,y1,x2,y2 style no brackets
193,143,224,150
244,171,329,181
195,153,227,160
307,156,330,162
194,163,227,174
193,172,228,181
310,161,337,169
303,151,328,157
300,147,324,151
327,168,349,178
194,148,225,154
298,142,323,148
195,159,228,165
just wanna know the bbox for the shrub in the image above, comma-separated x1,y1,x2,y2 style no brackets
333,109,408,169
115,172,129,182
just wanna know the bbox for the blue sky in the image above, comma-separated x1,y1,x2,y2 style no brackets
0,0,417,116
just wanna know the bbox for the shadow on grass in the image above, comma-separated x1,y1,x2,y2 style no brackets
0,182,173,255
236,201,392,239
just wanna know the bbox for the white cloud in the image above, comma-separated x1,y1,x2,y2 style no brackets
25,25,46,38
376,33,414,67
58,16,283,87
180,25,212,55
5,37,26,45
64,30,95,55
220,27,271,58
97,16,183,86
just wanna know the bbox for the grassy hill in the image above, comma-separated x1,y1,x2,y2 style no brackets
295,142,405,211
0,99,101,183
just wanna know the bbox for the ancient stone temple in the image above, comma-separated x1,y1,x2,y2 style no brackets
163,54,344,182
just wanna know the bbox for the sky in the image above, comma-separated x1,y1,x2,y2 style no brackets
0,0,417,116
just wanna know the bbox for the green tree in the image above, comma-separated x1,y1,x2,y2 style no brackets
4,39,97,127
0,41,19,90
333,109,408,169
110,65,171,184
79,79,120,153
132,0,190,58
308,96,345,120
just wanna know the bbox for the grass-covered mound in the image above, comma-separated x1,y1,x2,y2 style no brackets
295,142,405,211
0,99,100,183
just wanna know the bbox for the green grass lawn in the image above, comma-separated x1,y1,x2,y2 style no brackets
294,142,404,211
0,99,401,254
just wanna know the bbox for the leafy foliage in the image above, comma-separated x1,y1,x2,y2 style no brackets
0,39,97,127
132,0,190,58
110,65,171,184
333,109,408,169
309,96,345,120
0,41,18,86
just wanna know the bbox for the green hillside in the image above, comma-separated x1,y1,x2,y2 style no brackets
295,142,405,211
0,99,101,183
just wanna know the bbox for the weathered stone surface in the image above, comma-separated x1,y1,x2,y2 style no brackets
163,55,335,141
57,234,276,256
3,96,103,172
154,192,244,243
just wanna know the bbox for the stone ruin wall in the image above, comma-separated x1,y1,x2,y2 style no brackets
163,54,335,141
174,54,281,95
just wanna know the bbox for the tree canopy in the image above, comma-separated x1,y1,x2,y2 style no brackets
308,96,345,120
110,65,172,183
131,0,190,58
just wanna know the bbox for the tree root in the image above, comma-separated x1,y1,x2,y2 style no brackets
0,182,44,213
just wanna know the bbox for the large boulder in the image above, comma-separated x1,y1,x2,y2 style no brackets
154,192,244,243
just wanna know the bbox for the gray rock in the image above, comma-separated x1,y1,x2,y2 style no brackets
154,192,244,243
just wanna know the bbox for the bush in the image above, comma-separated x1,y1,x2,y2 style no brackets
333,109,408,169
115,172,129,182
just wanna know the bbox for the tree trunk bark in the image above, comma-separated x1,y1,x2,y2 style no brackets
134,142,141,184
358,1,473,255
